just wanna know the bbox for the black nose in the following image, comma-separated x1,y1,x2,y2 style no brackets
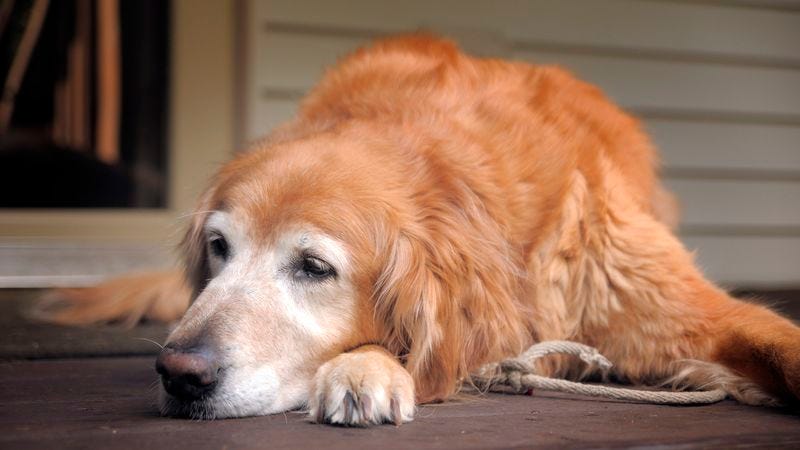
155,345,220,400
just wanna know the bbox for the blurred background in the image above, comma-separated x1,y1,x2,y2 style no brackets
0,0,798,297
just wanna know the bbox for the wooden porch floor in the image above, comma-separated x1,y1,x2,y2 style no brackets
2,357,800,449
2,289,800,449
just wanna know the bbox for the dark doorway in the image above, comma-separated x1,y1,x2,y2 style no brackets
0,0,170,208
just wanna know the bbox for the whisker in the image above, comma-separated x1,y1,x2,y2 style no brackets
133,337,165,350
149,378,162,392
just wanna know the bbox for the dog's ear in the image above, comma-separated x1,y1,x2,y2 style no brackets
374,234,453,402
180,187,217,299
374,204,528,403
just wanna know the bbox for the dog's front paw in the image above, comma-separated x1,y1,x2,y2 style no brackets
308,345,415,426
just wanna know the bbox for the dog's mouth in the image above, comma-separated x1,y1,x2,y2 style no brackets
158,389,219,420
155,363,297,420
156,366,225,420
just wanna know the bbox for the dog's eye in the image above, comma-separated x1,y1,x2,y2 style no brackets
296,256,335,280
208,234,230,260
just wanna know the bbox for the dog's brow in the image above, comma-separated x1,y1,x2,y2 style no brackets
205,211,229,232
309,235,349,270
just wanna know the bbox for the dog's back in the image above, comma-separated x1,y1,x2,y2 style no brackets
278,35,677,231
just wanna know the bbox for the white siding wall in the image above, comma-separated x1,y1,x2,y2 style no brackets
241,0,800,288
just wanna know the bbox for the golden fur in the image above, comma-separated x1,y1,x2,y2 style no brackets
39,35,800,421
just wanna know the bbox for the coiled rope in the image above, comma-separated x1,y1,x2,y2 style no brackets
473,341,727,405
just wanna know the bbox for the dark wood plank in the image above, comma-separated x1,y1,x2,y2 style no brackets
0,289,168,359
0,357,799,449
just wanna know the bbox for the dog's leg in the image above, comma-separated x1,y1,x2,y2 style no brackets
30,270,190,327
308,345,415,426
597,279,800,406
574,205,800,405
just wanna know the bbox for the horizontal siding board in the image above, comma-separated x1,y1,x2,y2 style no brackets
648,120,800,172
665,179,800,227
682,236,800,286
677,0,800,12
260,0,800,62
248,99,297,140
0,244,173,288
257,32,363,91
515,51,800,116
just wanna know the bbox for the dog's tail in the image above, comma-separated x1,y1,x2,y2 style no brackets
29,270,191,327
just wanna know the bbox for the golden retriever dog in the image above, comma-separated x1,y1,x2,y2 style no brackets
41,35,800,425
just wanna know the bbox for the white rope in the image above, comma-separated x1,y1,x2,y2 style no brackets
473,340,727,405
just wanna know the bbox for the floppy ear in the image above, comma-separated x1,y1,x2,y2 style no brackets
374,234,452,402
374,203,529,403
180,188,217,299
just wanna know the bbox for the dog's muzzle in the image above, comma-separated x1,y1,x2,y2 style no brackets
155,344,220,401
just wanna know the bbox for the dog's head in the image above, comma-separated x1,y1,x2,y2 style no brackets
155,120,527,419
